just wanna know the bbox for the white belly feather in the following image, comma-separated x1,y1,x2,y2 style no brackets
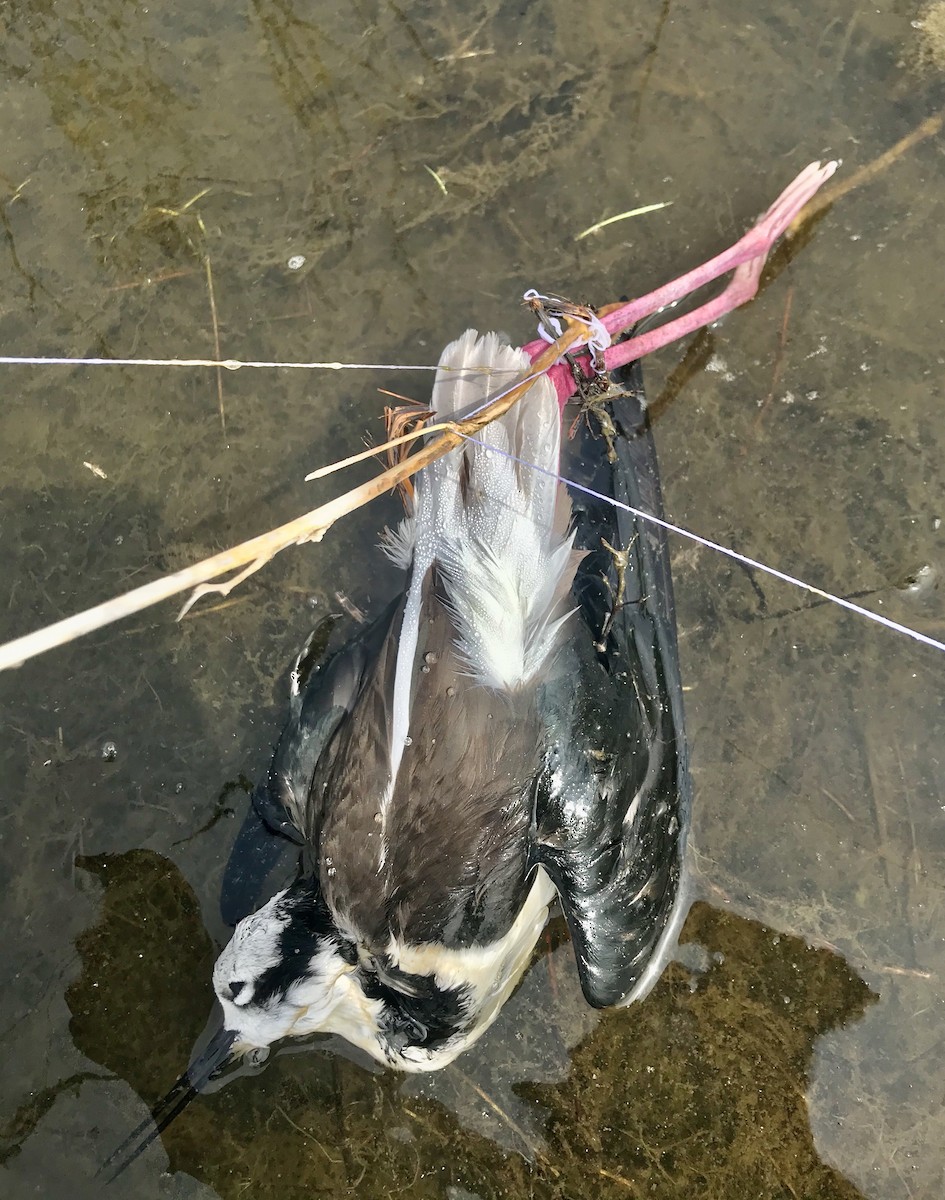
388,866,558,1070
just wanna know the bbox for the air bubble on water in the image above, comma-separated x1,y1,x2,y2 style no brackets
905,563,937,596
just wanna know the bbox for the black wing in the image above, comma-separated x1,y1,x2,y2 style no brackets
530,358,691,1007
220,604,398,924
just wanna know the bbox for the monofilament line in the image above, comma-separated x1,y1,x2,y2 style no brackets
0,355,443,371
460,433,945,656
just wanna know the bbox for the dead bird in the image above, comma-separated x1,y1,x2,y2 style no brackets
86,161,849,1174
106,327,690,1173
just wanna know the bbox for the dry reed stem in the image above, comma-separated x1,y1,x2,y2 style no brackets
303,421,456,481
0,323,589,672
787,111,944,233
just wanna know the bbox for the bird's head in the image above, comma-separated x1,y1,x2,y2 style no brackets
102,881,484,1179
99,879,360,1180
216,882,482,1074
212,880,363,1054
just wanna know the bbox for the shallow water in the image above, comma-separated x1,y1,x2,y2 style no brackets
1,1,945,1197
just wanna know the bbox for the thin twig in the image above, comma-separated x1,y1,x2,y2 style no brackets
274,1105,342,1163
821,787,856,823
599,1167,639,1192
304,421,457,481
204,255,226,438
179,595,248,619
750,283,794,437
863,738,894,894
574,200,672,241
449,1065,546,1161
423,165,448,195
177,555,269,619
107,268,197,292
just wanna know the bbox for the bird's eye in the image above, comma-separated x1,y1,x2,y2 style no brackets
228,980,248,1003
403,1016,427,1043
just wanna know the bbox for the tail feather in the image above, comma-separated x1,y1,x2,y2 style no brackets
415,329,579,691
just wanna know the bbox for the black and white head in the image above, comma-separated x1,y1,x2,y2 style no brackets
100,881,365,1178
102,882,482,1181
212,881,385,1060
212,880,480,1073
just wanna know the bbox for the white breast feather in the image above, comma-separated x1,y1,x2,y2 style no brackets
388,866,557,1068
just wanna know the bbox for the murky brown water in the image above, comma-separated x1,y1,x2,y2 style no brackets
2,2,945,1197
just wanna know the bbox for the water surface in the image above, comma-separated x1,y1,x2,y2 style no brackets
2,2,944,1197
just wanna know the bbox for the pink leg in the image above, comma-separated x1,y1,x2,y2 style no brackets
600,253,766,372
521,160,837,404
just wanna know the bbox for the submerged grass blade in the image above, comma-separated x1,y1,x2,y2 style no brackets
575,201,673,241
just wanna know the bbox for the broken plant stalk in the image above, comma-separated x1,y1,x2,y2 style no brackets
0,324,591,672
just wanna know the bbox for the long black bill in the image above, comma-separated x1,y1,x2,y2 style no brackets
98,1026,237,1183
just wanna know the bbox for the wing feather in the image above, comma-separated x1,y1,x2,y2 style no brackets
530,358,691,1007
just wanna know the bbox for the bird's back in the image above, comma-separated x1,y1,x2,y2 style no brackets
318,330,576,953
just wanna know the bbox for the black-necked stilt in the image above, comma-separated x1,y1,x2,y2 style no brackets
107,326,690,1173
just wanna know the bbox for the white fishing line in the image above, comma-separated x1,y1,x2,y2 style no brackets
0,354,442,371
460,433,945,656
